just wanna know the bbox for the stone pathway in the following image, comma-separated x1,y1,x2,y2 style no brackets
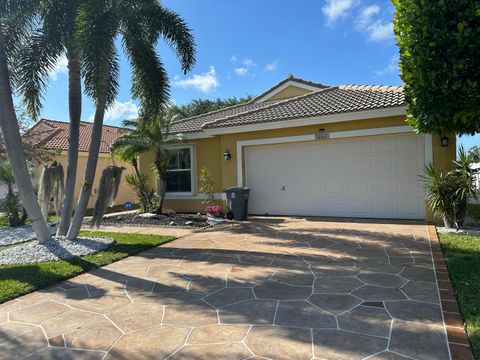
0,217,450,359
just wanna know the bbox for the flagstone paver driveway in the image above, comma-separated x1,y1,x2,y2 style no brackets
0,217,450,360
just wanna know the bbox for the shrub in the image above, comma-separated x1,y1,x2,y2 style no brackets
0,162,27,227
125,172,155,213
425,147,478,228
199,167,216,206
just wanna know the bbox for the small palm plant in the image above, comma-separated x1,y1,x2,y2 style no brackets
112,115,183,215
0,162,27,227
424,146,478,228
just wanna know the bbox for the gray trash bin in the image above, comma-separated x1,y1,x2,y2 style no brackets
225,187,251,221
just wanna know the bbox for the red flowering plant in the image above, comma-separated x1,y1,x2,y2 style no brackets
205,205,223,217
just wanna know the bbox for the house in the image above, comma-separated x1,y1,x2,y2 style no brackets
140,75,456,221
28,119,136,209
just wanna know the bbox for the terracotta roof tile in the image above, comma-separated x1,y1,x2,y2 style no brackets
201,85,405,130
29,119,128,153
169,102,271,133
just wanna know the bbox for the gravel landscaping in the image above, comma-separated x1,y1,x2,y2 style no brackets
102,212,224,228
436,225,480,236
0,223,57,246
0,236,115,265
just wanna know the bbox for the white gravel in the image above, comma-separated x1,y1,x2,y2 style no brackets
0,224,57,246
436,226,480,236
0,236,115,265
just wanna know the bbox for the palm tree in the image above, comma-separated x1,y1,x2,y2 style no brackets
112,116,183,214
0,2,52,242
15,0,83,237
66,0,195,240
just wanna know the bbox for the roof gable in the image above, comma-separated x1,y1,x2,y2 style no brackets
251,75,329,103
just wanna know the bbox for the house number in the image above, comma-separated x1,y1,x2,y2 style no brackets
315,132,330,140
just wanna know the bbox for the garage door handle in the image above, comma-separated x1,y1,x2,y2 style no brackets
281,186,286,191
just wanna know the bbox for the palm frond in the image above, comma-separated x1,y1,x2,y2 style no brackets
16,27,63,118
145,4,196,73
122,30,170,121
76,0,119,106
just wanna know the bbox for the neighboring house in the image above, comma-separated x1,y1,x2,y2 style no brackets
139,75,456,221
28,119,136,209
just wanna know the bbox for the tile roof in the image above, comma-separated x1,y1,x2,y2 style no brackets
169,101,272,133
29,119,128,153
198,85,405,131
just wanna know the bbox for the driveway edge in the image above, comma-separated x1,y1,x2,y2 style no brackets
427,224,473,360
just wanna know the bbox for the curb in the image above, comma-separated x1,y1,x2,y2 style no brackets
427,224,473,360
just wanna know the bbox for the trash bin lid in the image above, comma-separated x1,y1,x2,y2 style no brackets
225,187,250,192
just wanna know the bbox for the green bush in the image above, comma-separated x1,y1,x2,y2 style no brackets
125,172,155,213
425,147,478,227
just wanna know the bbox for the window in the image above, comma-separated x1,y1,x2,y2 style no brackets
166,147,192,193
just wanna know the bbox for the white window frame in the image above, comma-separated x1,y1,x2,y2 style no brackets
165,144,196,196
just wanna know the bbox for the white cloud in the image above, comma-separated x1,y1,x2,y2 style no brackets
230,54,238,63
50,55,68,81
366,21,394,42
265,60,279,72
355,5,394,42
232,58,257,77
322,0,356,24
234,67,248,77
173,66,220,93
242,58,257,67
89,100,139,122
374,55,399,76
356,5,380,29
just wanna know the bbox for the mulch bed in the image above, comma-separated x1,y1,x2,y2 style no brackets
101,212,216,228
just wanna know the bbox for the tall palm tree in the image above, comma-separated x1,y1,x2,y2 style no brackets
0,1,52,242
15,0,83,236
112,116,182,214
66,0,195,240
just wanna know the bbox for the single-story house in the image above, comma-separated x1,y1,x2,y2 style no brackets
140,75,455,221
28,119,136,209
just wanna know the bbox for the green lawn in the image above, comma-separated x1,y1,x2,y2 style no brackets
0,231,174,303
439,232,480,359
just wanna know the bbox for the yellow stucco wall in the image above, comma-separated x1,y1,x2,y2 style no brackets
266,86,313,102
34,153,136,209
138,116,457,219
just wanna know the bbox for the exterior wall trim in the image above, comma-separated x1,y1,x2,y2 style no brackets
425,134,433,164
236,125,415,187
203,107,407,136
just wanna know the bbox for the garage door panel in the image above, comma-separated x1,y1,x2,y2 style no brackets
325,180,346,193
246,134,426,219
371,138,394,153
397,136,421,151
371,158,394,175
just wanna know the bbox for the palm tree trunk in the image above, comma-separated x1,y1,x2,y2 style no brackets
66,84,108,240
57,55,81,236
0,29,51,243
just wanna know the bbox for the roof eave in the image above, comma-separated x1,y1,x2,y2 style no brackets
202,106,407,136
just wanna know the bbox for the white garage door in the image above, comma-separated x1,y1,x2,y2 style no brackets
245,134,426,219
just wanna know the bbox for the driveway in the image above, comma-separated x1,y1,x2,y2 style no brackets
0,218,450,360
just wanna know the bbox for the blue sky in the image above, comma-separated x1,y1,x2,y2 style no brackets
35,0,477,149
